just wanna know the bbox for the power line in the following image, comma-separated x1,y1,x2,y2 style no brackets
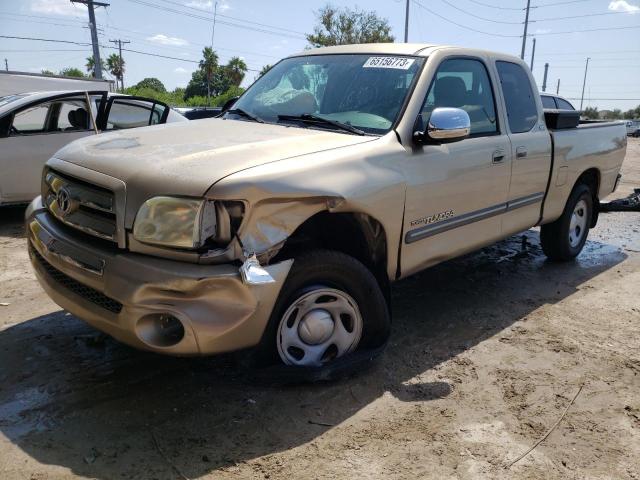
437,0,523,24
534,0,595,7
532,11,633,22
412,1,521,37
0,35,92,47
123,0,306,39
535,25,640,35
153,0,306,36
465,0,524,10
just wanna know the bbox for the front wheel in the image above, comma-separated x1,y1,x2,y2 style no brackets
540,183,593,261
257,250,390,368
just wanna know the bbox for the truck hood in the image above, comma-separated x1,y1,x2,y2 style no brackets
54,118,376,197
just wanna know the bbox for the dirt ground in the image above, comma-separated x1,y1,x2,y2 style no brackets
0,139,639,480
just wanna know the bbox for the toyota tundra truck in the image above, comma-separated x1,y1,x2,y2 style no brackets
26,44,627,372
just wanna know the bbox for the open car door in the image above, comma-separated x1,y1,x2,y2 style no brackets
97,96,171,131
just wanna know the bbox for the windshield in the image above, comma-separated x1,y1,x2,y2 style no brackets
0,94,28,109
231,54,424,135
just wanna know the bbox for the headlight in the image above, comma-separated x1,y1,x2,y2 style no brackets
133,196,217,249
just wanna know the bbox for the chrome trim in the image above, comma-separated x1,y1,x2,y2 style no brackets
405,192,545,244
426,107,471,141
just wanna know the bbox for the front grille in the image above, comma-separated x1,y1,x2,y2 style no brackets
43,169,118,243
31,245,123,314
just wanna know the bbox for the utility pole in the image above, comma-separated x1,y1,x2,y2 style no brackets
520,0,531,60
109,38,130,91
542,63,549,92
71,0,109,79
580,57,590,110
404,0,410,43
210,0,218,48
529,37,536,70
4,59,7,71
556,78,560,94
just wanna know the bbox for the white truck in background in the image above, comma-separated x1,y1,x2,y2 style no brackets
0,70,115,97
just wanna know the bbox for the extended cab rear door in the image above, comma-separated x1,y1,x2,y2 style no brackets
98,96,170,131
494,60,552,235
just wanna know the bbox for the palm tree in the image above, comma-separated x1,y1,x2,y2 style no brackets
85,55,105,78
107,53,126,91
259,64,272,77
198,47,219,106
226,56,247,86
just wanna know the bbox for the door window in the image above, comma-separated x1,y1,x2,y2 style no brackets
55,99,91,131
11,104,49,133
541,95,557,109
555,97,575,110
496,61,538,133
419,58,498,136
105,99,166,130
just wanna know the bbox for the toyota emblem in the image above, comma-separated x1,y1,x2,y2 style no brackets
56,187,73,216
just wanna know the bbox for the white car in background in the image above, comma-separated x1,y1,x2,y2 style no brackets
626,120,640,137
0,91,186,206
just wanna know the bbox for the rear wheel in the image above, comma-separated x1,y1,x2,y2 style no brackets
540,183,593,261
257,250,390,368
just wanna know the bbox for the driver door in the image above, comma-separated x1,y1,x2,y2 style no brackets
98,96,170,131
400,56,512,277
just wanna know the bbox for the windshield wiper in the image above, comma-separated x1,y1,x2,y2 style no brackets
226,108,264,123
277,113,365,136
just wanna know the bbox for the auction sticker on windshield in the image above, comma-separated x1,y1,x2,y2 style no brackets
363,56,415,70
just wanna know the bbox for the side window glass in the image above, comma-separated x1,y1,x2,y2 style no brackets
496,61,538,133
420,58,498,136
106,100,160,130
56,99,91,131
556,98,575,110
541,95,557,109
11,103,49,134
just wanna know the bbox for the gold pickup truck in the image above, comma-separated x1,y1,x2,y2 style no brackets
26,44,626,372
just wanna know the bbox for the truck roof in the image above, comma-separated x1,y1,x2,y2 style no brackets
288,43,519,60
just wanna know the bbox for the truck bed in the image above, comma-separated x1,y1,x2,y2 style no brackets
541,121,627,223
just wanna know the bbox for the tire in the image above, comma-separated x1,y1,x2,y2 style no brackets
540,183,593,261
255,249,390,368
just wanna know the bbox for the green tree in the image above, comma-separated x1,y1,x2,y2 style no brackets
583,106,599,119
106,53,126,91
133,77,166,92
60,67,85,78
41,69,56,76
307,5,394,48
199,47,219,105
610,109,622,120
259,64,272,77
85,55,106,78
226,56,247,86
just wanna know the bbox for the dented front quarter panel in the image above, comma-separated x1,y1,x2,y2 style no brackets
207,133,408,280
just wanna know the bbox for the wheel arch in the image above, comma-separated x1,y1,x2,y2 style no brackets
271,210,391,303
574,167,601,227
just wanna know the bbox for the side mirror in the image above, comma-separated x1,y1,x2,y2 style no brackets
218,96,240,117
415,107,470,144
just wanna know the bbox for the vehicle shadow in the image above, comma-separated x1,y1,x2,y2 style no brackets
0,231,626,479
0,205,27,239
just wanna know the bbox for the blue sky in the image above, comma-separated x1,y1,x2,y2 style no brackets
1,0,639,110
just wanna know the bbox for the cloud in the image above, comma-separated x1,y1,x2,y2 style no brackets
30,0,84,16
535,28,550,34
608,0,639,13
146,34,189,46
174,67,189,74
185,0,230,10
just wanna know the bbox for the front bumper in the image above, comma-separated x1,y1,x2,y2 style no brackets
26,197,292,356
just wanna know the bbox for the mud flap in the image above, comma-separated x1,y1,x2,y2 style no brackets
600,189,640,213
240,341,389,385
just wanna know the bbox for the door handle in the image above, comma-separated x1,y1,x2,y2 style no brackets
492,149,505,163
516,146,528,158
